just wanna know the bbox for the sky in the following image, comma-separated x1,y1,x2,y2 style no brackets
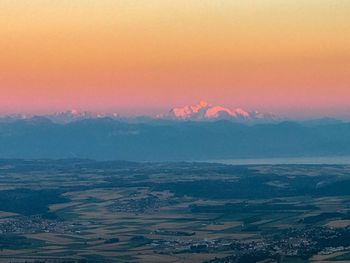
0,0,350,118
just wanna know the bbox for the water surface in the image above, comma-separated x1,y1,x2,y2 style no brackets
211,156,350,165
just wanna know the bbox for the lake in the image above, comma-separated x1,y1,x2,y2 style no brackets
210,156,350,165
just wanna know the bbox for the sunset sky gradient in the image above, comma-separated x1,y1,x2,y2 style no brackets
1,0,350,118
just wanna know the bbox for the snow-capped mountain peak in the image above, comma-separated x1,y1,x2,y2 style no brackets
204,106,234,118
169,101,210,119
168,101,276,122
191,100,209,112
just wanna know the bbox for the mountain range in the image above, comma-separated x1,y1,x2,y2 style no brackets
0,115,349,161
0,101,348,161
0,101,278,124
167,101,277,121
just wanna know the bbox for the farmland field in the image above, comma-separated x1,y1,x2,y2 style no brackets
1,160,350,262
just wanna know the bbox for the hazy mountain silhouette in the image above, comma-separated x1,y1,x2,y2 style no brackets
0,117,349,161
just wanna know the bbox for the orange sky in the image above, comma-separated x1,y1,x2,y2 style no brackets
1,0,350,117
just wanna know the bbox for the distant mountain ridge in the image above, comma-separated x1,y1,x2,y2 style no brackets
167,101,277,121
47,110,121,123
0,110,120,124
0,101,278,124
0,117,349,161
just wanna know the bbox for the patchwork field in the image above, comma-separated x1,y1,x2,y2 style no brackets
1,160,350,262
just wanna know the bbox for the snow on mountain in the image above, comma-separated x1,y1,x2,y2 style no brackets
46,110,120,123
168,101,277,121
0,102,278,123
169,101,209,119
